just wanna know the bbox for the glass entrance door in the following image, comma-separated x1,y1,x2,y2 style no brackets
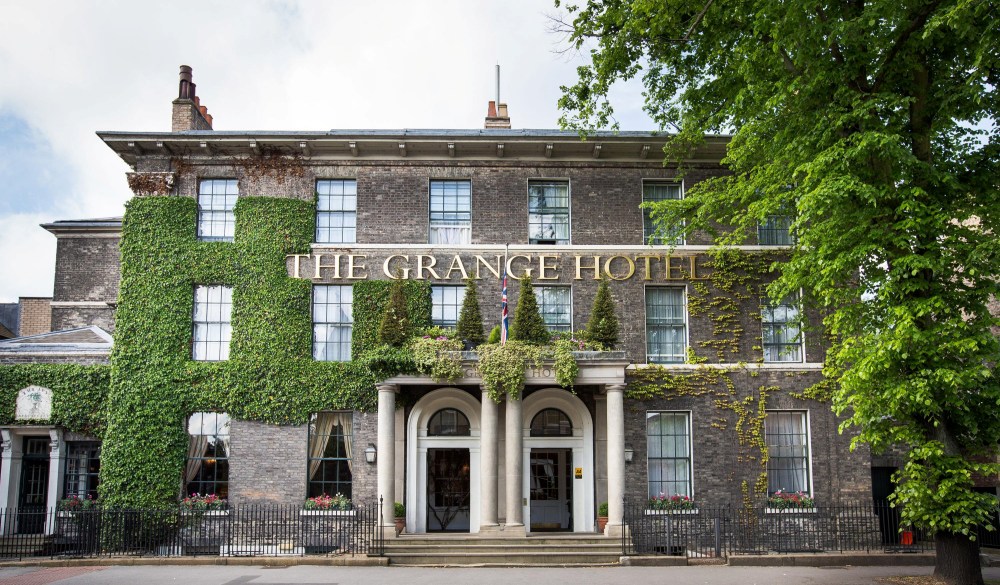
18,437,50,534
529,449,572,532
426,448,471,532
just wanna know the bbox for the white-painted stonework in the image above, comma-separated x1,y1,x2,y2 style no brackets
15,386,52,421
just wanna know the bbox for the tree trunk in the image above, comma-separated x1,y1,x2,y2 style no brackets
934,531,983,585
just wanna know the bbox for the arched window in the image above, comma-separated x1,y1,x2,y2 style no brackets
530,408,572,437
428,408,471,436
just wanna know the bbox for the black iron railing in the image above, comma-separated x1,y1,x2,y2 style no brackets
0,503,384,560
623,500,935,558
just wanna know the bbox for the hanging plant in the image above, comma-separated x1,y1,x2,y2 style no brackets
410,335,464,382
476,341,543,402
550,337,581,389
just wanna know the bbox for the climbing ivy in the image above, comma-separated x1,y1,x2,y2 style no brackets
0,364,111,436
626,248,818,509
98,195,430,508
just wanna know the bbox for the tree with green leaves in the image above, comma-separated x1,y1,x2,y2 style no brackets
456,278,485,345
585,277,619,349
556,1,999,583
378,279,411,348
510,277,551,345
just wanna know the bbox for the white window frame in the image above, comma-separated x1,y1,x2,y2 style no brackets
645,410,694,499
642,180,685,246
315,179,357,244
764,410,813,496
762,291,805,363
185,412,231,499
644,287,689,364
312,284,353,362
192,285,232,361
197,179,238,242
527,179,571,245
535,285,573,333
757,215,794,246
431,285,466,328
429,179,472,244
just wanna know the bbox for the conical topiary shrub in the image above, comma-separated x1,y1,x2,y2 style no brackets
378,278,411,347
585,277,619,349
456,278,485,346
510,277,550,345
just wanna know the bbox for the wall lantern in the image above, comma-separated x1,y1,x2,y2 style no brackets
624,446,634,464
365,443,377,464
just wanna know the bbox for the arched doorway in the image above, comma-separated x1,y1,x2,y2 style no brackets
522,388,594,533
406,388,481,533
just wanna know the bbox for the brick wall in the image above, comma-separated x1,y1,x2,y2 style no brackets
51,237,119,332
228,411,379,507
623,370,871,506
18,297,51,336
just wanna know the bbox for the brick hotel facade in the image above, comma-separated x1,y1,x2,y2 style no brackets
0,67,875,538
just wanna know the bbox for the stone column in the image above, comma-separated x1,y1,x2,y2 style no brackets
46,429,65,535
377,383,398,534
480,387,499,532
504,390,525,535
0,431,18,534
605,384,626,537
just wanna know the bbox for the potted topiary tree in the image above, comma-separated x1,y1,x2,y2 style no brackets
394,501,406,535
379,278,411,347
456,278,485,350
597,502,609,533
509,277,550,345
585,277,619,350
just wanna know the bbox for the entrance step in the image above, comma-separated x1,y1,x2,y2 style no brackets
384,534,622,566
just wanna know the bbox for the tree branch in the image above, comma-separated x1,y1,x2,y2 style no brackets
871,0,945,93
684,0,715,41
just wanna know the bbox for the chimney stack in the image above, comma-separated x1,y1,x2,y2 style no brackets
485,100,511,129
172,65,213,132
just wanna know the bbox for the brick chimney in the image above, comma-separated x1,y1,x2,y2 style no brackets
485,100,511,129
171,65,213,132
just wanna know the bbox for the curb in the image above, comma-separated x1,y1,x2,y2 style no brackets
726,553,936,567
0,556,390,568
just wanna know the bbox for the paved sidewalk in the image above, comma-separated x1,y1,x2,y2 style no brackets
2,564,1000,585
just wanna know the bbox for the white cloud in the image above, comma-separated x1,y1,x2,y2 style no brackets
0,0,654,305
0,214,56,302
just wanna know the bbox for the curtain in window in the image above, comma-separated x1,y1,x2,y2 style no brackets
309,412,354,479
185,436,209,485
766,412,808,493
430,226,471,244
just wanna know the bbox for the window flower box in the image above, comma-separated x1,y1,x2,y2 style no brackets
765,490,814,511
647,493,696,512
299,509,356,517
765,507,817,514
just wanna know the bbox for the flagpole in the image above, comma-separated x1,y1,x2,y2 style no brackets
501,243,510,346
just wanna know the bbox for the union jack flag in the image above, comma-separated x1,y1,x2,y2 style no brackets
500,270,509,346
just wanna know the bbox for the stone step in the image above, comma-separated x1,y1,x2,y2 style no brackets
386,543,621,554
388,551,622,566
384,534,623,566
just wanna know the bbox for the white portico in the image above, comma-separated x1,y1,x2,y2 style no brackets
378,352,628,537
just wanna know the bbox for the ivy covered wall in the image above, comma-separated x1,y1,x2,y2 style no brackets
97,195,428,508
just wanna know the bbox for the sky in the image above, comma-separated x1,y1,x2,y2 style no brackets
0,0,654,304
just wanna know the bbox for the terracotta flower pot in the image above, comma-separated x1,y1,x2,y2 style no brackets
394,517,406,536
597,516,608,533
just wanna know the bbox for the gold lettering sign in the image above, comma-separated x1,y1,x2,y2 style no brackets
289,252,710,283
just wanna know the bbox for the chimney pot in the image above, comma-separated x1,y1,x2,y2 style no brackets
487,100,497,118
